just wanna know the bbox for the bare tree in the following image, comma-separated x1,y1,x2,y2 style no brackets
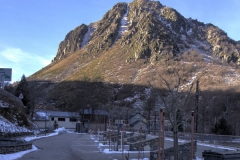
150,61,196,160
143,90,156,134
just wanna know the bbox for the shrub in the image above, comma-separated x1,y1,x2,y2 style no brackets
211,117,232,135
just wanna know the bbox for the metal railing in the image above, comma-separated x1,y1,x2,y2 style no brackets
106,126,240,148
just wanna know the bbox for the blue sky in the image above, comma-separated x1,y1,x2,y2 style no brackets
0,0,239,83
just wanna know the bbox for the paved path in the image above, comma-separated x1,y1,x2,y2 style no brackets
17,132,80,160
17,132,139,160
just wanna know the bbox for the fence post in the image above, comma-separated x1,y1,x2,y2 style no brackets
122,121,124,160
191,111,194,160
162,111,165,160
138,126,142,160
109,119,111,151
158,109,162,160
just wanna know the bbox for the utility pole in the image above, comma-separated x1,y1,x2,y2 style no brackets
138,126,142,160
154,111,156,135
45,107,47,136
173,108,178,160
158,109,162,160
191,111,195,160
195,80,199,133
162,111,165,160
158,109,165,160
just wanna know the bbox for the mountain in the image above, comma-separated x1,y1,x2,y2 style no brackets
26,0,240,134
52,0,239,64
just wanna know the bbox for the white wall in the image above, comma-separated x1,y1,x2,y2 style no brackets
34,117,78,130
133,121,147,131
130,113,145,125
49,117,77,129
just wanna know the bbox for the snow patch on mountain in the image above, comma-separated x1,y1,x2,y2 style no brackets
114,4,129,44
81,26,95,48
157,14,177,35
123,87,152,110
187,28,193,35
119,4,129,34
132,65,150,83
224,69,240,85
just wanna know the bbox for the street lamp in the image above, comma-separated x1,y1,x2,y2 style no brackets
19,93,23,100
19,93,24,112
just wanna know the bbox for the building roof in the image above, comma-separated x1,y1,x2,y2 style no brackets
33,110,80,121
47,110,80,118
36,110,80,117
129,112,147,119
33,109,108,121
81,109,108,116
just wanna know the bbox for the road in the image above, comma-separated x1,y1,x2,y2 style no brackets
17,132,80,160
17,132,135,160
17,131,236,160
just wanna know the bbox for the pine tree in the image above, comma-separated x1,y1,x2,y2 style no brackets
53,120,58,129
212,117,232,135
15,74,31,114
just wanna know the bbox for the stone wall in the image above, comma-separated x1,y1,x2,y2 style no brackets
126,134,146,143
0,131,33,138
150,141,197,160
0,139,32,154
128,137,197,160
102,130,197,159
102,131,135,145
129,137,157,151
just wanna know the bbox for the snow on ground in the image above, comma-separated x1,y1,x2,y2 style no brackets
92,133,239,160
0,127,67,160
0,146,38,160
0,100,9,108
93,135,203,160
0,115,31,133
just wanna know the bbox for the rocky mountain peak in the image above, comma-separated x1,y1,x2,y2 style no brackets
53,24,88,61
53,2,128,62
51,0,239,65
40,0,240,82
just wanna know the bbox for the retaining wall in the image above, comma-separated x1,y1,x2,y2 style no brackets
0,139,32,154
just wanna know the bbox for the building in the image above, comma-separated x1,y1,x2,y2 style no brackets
33,109,109,132
128,113,148,131
80,109,108,132
33,110,80,130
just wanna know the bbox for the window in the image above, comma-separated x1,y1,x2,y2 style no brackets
69,118,77,122
58,118,65,121
51,117,54,121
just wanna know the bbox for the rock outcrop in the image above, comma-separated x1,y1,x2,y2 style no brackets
53,24,88,61
52,0,239,65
